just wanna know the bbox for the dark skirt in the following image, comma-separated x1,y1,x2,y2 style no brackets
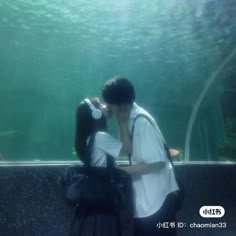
70,208,121,236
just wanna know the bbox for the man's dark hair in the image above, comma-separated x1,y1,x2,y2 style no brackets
102,77,135,105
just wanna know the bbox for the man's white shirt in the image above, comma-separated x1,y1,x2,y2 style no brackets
129,103,179,218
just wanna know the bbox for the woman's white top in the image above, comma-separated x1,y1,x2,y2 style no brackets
89,131,122,167
129,103,179,218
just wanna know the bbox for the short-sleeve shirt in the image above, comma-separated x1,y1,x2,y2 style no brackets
88,131,122,167
129,103,179,218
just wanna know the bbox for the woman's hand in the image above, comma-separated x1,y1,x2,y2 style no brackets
116,104,131,124
115,104,132,155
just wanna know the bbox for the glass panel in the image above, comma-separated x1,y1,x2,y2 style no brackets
0,0,235,161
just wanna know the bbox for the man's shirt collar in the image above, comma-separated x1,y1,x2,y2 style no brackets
129,102,139,119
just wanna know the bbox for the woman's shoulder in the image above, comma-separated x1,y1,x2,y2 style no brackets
95,131,109,137
95,131,113,142
95,131,120,145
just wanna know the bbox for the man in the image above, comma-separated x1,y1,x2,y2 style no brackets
102,77,179,236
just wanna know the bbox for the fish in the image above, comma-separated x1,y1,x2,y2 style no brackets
169,149,181,157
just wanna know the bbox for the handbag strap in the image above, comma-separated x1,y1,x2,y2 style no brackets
84,132,115,169
129,114,173,165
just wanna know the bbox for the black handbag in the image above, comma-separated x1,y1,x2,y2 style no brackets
62,133,119,211
62,133,134,236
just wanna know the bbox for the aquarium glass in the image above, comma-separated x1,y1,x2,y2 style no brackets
0,0,235,161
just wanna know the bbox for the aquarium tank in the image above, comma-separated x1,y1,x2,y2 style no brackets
0,0,235,162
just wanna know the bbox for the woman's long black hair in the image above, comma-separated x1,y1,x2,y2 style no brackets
74,97,107,162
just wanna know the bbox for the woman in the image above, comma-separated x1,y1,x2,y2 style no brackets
69,97,133,236
74,97,123,166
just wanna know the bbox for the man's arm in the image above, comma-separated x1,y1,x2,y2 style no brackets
118,161,165,176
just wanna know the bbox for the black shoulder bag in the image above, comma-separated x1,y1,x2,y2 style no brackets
62,133,118,211
61,132,134,236
130,114,184,212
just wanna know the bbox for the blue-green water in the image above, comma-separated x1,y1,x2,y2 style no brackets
0,0,235,161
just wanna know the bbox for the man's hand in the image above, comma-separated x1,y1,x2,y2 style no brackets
118,161,165,176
